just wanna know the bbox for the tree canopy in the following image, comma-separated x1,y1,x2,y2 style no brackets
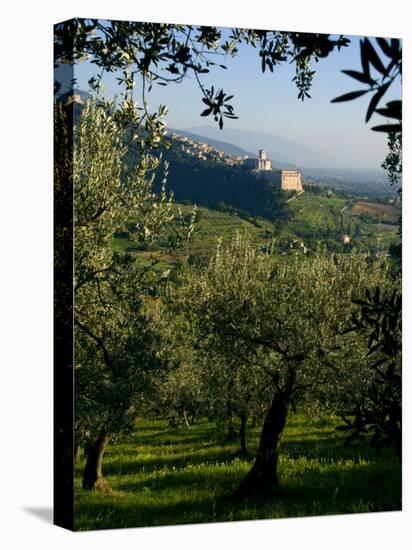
168,234,394,491
54,20,350,130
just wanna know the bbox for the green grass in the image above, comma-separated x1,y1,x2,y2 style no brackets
74,413,401,530
286,194,399,247
287,194,347,232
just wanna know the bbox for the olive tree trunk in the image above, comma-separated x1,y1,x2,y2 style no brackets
82,428,110,490
182,407,191,429
237,365,297,495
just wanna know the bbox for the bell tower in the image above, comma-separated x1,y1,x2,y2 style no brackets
258,149,271,171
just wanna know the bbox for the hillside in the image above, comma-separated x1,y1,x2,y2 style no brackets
60,93,396,198
113,204,276,272
64,95,399,256
184,126,312,169
64,94,395,199
173,128,397,197
169,128,254,158
113,194,400,274
143,136,396,222
286,193,399,251
160,160,289,220
125,136,290,220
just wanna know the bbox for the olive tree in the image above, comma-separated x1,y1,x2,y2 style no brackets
150,357,205,428
173,234,391,494
336,285,402,459
331,37,402,457
69,98,191,489
193,345,270,455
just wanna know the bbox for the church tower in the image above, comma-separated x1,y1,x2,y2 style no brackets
258,149,271,171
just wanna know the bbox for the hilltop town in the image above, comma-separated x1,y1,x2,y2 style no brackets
168,131,303,192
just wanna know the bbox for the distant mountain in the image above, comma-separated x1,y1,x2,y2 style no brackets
169,128,255,158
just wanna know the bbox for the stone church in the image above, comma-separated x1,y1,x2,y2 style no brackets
243,150,303,192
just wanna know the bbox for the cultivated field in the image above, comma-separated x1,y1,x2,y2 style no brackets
112,195,400,272
351,201,400,223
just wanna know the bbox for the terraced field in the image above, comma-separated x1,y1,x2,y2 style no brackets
351,200,400,223
113,205,276,270
287,194,347,233
286,194,399,249
112,194,400,271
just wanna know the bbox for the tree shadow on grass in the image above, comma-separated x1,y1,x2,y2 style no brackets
75,474,401,531
281,434,397,463
115,463,245,493
75,420,401,530
117,429,217,452
75,446,401,531
96,429,402,496
106,438,400,503
102,433,396,480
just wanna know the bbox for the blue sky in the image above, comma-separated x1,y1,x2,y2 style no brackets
72,27,401,169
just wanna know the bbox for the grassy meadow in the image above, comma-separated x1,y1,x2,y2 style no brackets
74,413,401,530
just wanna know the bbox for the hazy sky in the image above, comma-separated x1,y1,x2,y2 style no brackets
72,26,401,170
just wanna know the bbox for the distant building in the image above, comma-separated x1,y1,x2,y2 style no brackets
243,157,259,169
241,150,303,192
258,149,272,171
280,170,303,192
342,234,351,244
224,158,236,166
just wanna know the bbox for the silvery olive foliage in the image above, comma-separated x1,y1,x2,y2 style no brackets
172,234,393,420
70,99,194,445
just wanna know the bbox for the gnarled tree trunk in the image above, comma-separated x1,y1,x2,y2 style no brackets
82,428,110,490
182,407,191,429
238,365,297,495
